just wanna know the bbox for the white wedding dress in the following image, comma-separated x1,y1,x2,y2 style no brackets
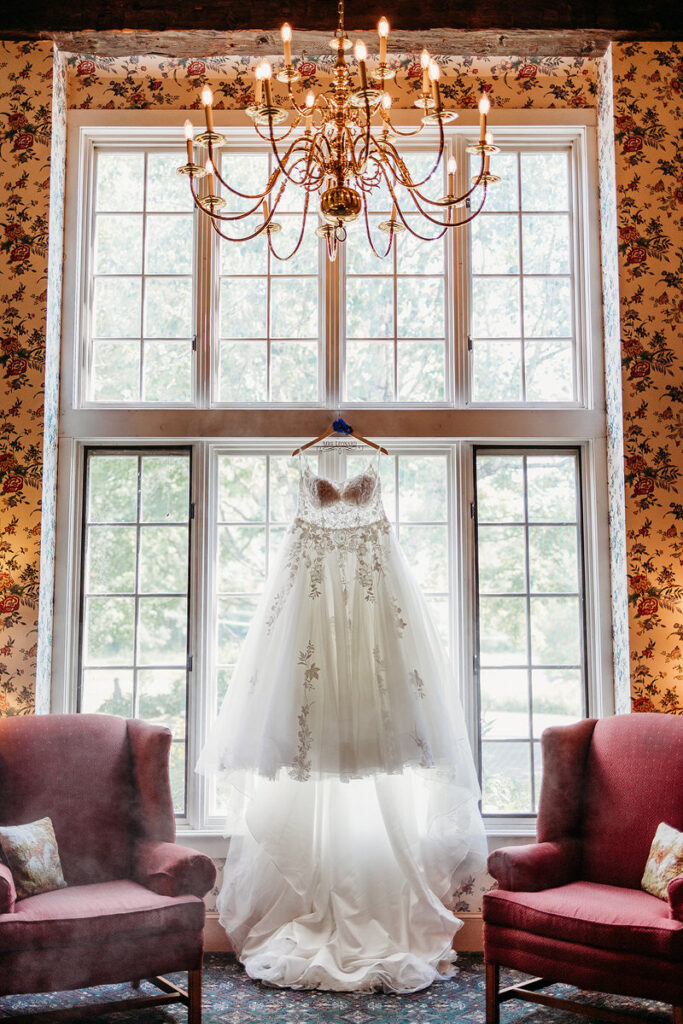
197,453,486,992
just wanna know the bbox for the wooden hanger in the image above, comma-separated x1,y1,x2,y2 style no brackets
292,418,388,456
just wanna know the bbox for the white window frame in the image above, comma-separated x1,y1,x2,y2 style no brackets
54,106,611,844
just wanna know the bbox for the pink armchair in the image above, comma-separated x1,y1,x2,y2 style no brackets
0,714,216,1023
484,713,683,1024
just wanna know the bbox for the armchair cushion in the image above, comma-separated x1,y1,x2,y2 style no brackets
483,880,683,960
641,821,683,900
134,840,217,899
668,875,683,921
488,840,579,892
0,817,67,900
0,861,16,914
0,879,205,954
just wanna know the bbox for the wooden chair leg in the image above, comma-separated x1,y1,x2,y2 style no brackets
486,963,500,1024
188,968,202,1024
673,1006,683,1024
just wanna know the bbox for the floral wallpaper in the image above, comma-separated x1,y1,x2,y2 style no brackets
0,41,60,717
63,52,598,110
612,42,683,715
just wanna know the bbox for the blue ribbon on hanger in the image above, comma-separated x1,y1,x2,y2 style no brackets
332,418,354,435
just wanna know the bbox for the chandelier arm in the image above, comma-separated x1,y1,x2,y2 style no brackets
379,109,426,138
362,198,394,259
378,169,451,239
268,194,311,262
204,145,281,202
372,127,446,190
189,175,272,222
253,115,302,147
261,118,324,190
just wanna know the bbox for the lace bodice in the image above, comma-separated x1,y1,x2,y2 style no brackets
297,460,387,529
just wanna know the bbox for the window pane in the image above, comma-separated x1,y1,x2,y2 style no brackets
141,455,190,522
139,525,189,592
521,151,569,211
85,596,135,666
147,152,194,212
482,741,532,813
475,152,518,212
95,152,144,211
220,223,268,276
144,277,192,339
523,278,572,338
345,341,394,402
142,341,192,403
95,215,142,274
220,277,267,339
81,669,134,717
397,342,445,402
145,215,193,274
396,278,443,338
138,596,188,665
271,341,318,402
397,221,444,275
471,215,519,275
478,525,526,593
86,525,137,594
472,341,522,402
525,340,574,402
219,341,267,402
480,669,529,739
88,456,138,523
522,215,570,274
271,278,317,338
397,456,447,522
93,278,141,339
346,277,393,338
91,340,140,402
476,450,586,816
471,277,520,338
476,455,524,523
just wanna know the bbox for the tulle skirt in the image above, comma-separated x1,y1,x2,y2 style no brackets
198,516,486,991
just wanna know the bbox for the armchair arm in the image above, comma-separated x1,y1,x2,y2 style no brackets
668,874,683,921
134,840,217,899
487,840,580,892
0,861,17,914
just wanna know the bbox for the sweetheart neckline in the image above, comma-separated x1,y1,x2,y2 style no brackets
301,464,378,490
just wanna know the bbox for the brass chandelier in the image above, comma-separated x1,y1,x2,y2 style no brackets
178,0,499,261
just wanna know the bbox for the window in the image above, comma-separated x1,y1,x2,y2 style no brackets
56,111,609,832
474,448,586,814
79,448,191,812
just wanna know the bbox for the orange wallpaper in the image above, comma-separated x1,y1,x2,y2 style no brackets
612,43,683,714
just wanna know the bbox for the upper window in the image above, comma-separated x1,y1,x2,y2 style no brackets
469,148,576,404
76,129,589,412
88,150,195,404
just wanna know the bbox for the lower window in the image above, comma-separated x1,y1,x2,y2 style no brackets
474,448,587,815
73,441,592,825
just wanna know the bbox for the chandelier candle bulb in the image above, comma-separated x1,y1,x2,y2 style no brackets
378,18,389,64
205,159,214,196
447,156,457,195
478,94,490,143
201,86,214,133
281,23,293,65
429,63,441,111
354,41,368,90
184,119,193,163
484,131,493,174
420,49,431,94
262,63,273,107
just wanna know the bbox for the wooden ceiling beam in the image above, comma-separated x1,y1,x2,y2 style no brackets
44,28,635,58
1,0,679,56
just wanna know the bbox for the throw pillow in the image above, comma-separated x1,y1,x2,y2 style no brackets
641,821,683,900
0,817,67,900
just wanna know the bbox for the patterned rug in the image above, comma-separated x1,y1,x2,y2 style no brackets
0,954,672,1023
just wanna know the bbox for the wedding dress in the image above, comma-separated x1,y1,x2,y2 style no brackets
197,451,486,992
